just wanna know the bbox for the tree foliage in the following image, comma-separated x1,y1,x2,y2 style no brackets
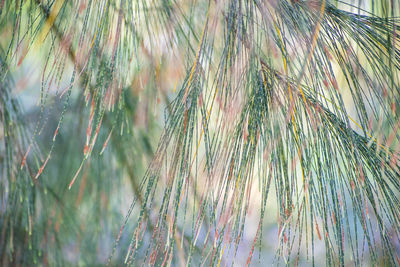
1,0,400,265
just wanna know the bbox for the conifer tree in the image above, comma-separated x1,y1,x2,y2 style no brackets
1,0,400,265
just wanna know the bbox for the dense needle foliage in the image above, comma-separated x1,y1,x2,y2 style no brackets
1,0,400,265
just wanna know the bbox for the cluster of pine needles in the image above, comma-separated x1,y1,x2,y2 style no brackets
1,0,400,265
